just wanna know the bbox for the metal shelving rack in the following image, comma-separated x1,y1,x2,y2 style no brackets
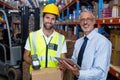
0,1,20,25
0,1,17,10
109,64,120,79
96,18,120,27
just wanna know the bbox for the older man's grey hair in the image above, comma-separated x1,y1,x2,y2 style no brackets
79,9,95,19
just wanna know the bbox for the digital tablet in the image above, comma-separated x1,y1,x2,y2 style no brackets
55,57,80,69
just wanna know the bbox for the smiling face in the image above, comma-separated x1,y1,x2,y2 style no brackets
79,11,96,35
43,13,56,30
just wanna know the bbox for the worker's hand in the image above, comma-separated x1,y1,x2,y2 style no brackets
23,50,32,65
60,60,79,76
58,60,66,72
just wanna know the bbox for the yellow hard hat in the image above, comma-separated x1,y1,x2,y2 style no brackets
42,3,60,16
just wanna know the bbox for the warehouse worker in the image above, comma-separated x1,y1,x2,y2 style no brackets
59,10,112,80
23,3,67,74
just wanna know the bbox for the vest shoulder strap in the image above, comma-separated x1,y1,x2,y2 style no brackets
56,33,64,57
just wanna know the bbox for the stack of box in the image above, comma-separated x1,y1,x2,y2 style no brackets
66,40,75,58
92,1,98,18
66,28,73,40
110,30,120,66
101,8,112,18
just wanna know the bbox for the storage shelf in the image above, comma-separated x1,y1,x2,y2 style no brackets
109,64,120,79
0,1,17,10
60,0,76,12
59,0,100,13
56,20,79,25
96,18,120,25
57,18,120,26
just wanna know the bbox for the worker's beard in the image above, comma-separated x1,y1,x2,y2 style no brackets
43,22,54,30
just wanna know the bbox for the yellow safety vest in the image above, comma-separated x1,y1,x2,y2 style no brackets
29,30,65,73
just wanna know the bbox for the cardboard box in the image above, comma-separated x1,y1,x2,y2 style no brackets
66,40,75,58
110,34,120,51
66,28,73,40
111,50,120,66
32,68,62,80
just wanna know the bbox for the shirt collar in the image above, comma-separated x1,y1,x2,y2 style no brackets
40,28,56,37
85,29,97,40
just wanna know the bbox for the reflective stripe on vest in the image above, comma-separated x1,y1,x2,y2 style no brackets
38,56,57,62
56,33,62,57
32,32,36,54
